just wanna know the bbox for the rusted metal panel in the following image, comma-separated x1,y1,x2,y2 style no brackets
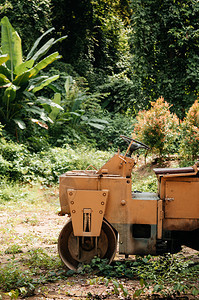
165,181,199,219
163,218,199,231
102,177,132,224
112,223,157,255
67,189,108,236
59,175,99,214
97,153,135,177
128,199,158,225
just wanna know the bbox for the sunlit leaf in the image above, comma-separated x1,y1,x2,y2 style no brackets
31,38,55,62
14,59,34,76
3,85,17,102
0,74,11,87
31,119,48,129
0,54,9,66
13,119,26,129
1,16,23,71
32,75,59,93
26,27,55,61
49,93,62,121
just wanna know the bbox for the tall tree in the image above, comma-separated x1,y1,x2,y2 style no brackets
130,0,199,117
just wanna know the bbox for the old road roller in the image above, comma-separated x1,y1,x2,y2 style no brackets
58,135,199,270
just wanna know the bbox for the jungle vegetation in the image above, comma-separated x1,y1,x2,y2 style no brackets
0,0,199,176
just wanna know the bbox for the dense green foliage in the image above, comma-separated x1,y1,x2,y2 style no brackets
51,0,132,77
0,0,52,54
1,1,198,117
0,138,112,185
130,0,199,117
0,1,199,161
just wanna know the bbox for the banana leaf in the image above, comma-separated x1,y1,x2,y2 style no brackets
13,71,31,86
28,76,48,90
13,52,60,86
14,59,34,76
25,106,45,115
49,93,61,121
26,27,55,61
1,17,22,73
32,75,59,93
26,28,67,62
53,35,68,44
30,52,61,77
31,38,55,62
26,106,53,123
13,119,26,129
0,65,11,80
37,96,63,110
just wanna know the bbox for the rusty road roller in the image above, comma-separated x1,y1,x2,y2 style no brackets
58,136,199,270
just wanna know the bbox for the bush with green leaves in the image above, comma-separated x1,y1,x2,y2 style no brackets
0,262,35,294
96,75,142,114
84,111,134,151
48,75,110,146
0,17,66,137
133,97,179,157
0,138,111,184
179,100,199,160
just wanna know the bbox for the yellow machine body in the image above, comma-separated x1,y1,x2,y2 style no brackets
58,145,199,270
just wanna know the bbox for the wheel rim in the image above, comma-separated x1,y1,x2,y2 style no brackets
58,219,117,270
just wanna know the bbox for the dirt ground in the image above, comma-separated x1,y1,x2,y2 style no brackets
0,164,198,300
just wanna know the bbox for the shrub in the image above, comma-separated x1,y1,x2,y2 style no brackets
179,100,199,160
97,76,142,114
84,112,133,151
133,97,179,157
0,138,111,184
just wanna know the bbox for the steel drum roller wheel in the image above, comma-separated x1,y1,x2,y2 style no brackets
58,218,117,270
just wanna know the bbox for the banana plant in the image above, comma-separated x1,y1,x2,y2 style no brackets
0,17,66,134
54,76,108,130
